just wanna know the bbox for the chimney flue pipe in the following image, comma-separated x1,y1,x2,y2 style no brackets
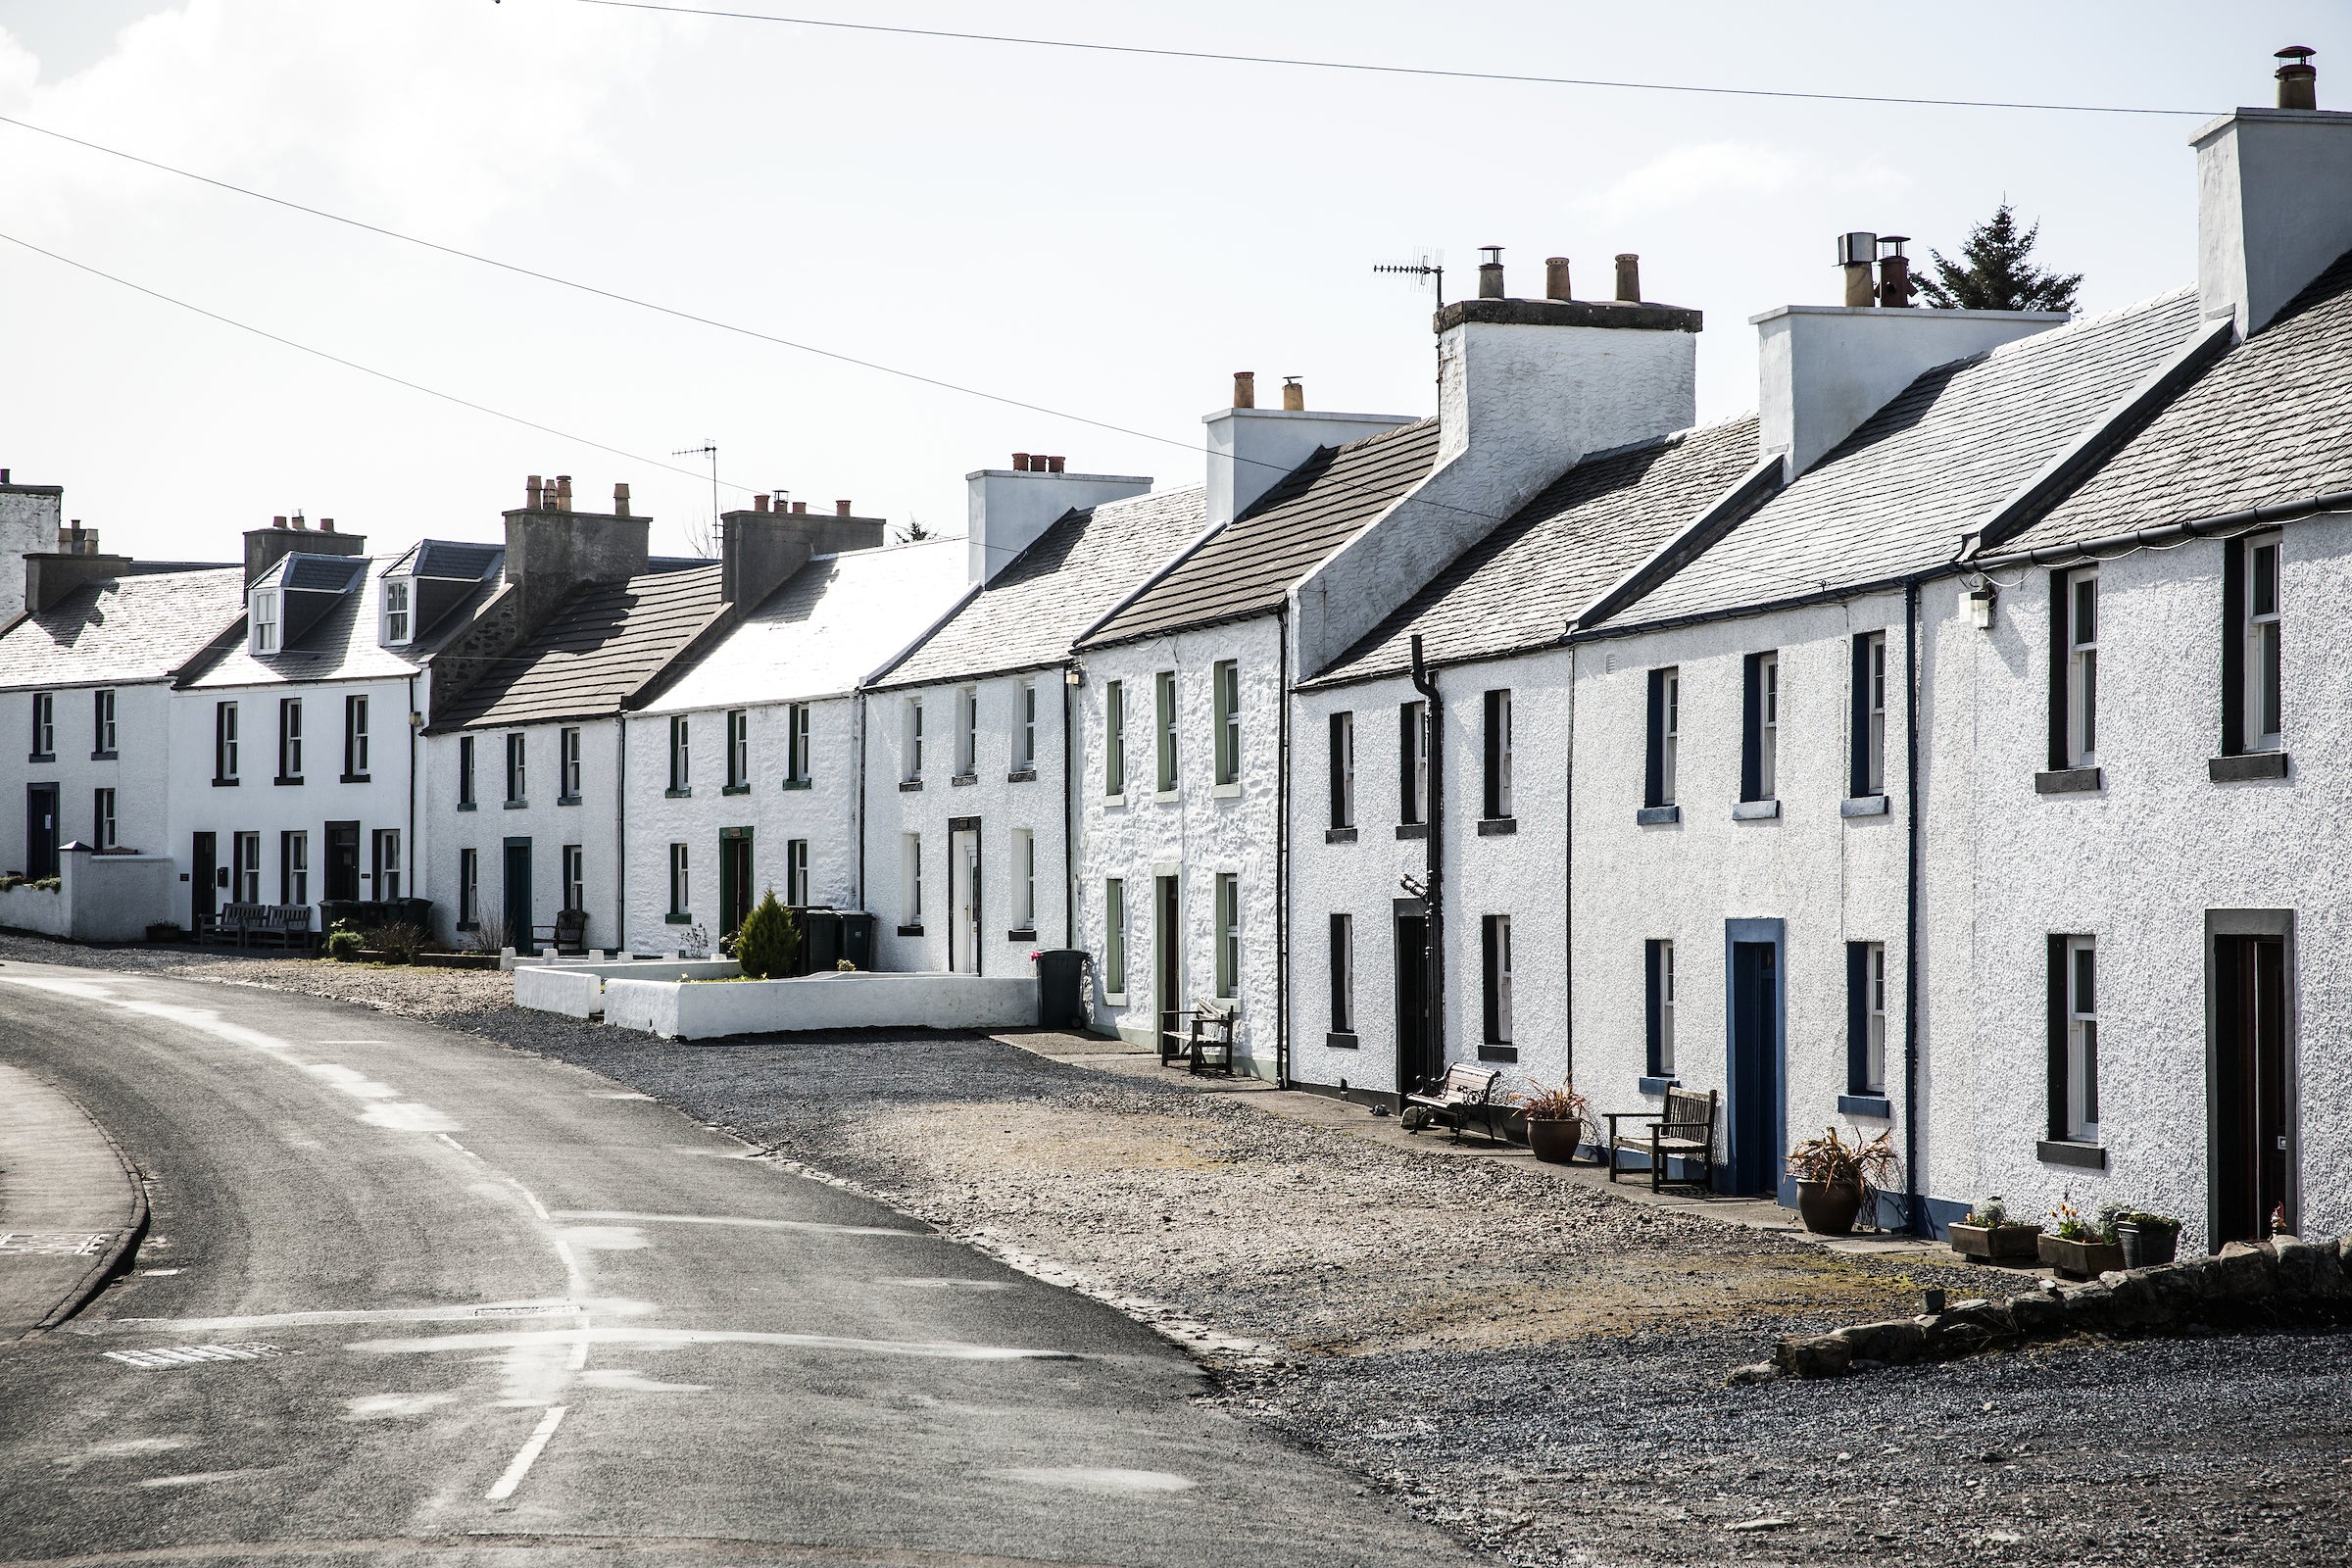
1232,371,1255,409
792,501,807,514
2278,45,2319,111
320,518,335,533
1877,236,1914,308
1545,256,1572,301
1837,231,1879,306
1012,452,1031,471
527,475,544,509
836,499,852,516
754,494,770,513
272,515,288,529
1281,377,1304,412
613,481,631,516
1478,245,1504,299
556,475,573,511
1614,253,1641,302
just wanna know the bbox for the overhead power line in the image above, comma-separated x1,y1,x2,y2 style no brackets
563,0,2214,118
0,229,756,493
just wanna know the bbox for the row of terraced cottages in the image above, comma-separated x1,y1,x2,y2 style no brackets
2,84,2348,1252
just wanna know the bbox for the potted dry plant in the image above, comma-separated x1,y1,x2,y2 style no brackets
1785,1125,1899,1236
1948,1196,2043,1263
1514,1080,1590,1166
2114,1208,2181,1268
2037,1193,2126,1278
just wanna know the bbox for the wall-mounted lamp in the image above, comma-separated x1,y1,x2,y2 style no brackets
1970,585,1998,630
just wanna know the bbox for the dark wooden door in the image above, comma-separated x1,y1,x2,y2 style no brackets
1728,940,1783,1195
190,831,218,927
324,822,361,902
24,784,58,879
718,830,753,939
1155,873,1181,1057
505,841,534,956
1393,912,1435,1097
2214,935,2291,1243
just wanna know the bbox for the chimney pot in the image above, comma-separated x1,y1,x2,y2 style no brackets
1544,257,1572,301
1012,452,1031,471
556,475,573,512
1876,235,1913,309
612,481,631,516
2278,45,2319,111
320,518,335,533
1281,377,1304,412
1232,371,1255,410
1478,245,1504,299
1614,253,1641,302
1048,456,1065,473
754,494,770,513
1836,230,1879,307
792,501,807,514
836,499,852,516
527,475,544,509
272,515,288,529
0,468,11,483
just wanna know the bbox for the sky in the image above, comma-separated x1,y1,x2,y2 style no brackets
0,1,2344,564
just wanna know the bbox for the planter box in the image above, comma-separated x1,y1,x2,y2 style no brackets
2038,1232,2125,1280
1950,1222,2043,1263
603,970,1038,1041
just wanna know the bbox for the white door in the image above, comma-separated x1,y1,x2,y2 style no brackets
951,828,980,974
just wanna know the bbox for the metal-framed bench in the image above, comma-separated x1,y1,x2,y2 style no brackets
1159,1000,1237,1076
1605,1086,1719,1193
1401,1062,1508,1145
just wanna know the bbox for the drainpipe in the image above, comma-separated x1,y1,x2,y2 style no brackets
855,690,867,915
1409,634,1444,1078
1059,662,1076,950
615,714,628,955
1901,576,1924,1236
1562,645,1576,1095
1275,612,1290,1089
405,673,417,919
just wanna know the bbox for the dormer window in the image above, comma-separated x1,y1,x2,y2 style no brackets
382,578,413,645
252,591,279,655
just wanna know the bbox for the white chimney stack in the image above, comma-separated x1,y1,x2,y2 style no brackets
2195,49,2352,337
965,459,1152,585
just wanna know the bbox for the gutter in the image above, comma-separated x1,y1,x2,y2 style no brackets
1901,575,1924,1236
1408,633,1444,1086
1969,488,2352,572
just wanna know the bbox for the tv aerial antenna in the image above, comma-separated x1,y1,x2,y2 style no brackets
1372,247,1445,306
673,440,719,554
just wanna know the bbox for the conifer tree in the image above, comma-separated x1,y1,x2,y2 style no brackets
734,888,801,979
1916,204,2082,315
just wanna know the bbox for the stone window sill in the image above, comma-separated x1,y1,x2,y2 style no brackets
1102,792,1126,808
2036,1138,2107,1170
1007,768,1037,784
1006,927,1037,943
1153,789,1181,804
341,774,369,785
2034,767,2102,795
557,795,581,808
722,784,751,797
457,801,477,811
91,751,119,762
897,923,924,937
663,912,693,925
213,777,238,787
1478,816,1517,836
1326,1031,1359,1050
662,789,688,801
1396,822,1430,840
28,752,54,764
1325,826,1357,844
1105,990,1128,1006
508,799,533,809
1638,1075,1678,1096
1838,1093,1893,1118
1478,1044,1519,1063
1211,781,1242,799
1732,799,1780,821
274,775,303,788
2209,751,2288,783
951,773,978,787
782,778,812,791
1840,794,1889,818
900,779,923,792
1635,805,1679,826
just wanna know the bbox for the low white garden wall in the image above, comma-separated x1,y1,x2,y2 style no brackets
601,971,1040,1041
512,957,741,1019
0,882,68,937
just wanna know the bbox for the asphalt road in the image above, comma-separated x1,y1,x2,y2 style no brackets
0,960,1474,1568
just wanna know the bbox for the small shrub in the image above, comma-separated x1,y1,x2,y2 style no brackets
1513,1078,1590,1124
369,922,428,964
733,890,801,979
27,876,59,893
324,928,364,962
0,873,22,891
464,913,514,956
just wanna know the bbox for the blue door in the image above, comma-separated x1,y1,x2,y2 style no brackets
1727,938,1783,1195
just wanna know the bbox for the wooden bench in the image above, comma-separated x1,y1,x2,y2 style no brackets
198,904,315,951
530,908,589,956
1604,1086,1719,1193
1401,1062,1508,1145
1159,1000,1237,1076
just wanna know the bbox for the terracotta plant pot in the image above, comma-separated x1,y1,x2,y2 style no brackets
1526,1117,1583,1166
1949,1222,2043,1263
2037,1231,2126,1280
1796,1179,1865,1236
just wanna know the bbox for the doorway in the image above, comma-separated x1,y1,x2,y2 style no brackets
718,827,754,941
1155,872,1182,1057
504,839,534,956
1393,902,1436,1097
324,821,361,903
948,816,980,974
2213,931,2291,1244
190,830,218,929
1725,926,1785,1197
25,784,58,880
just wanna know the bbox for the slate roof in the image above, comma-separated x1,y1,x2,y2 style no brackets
184,559,500,690
397,540,505,581
437,564,726,729
1080,418,1440,648
877,486,1207,689
1594,288,2204,629
646,539,969,712
2000,254,2352,555
268,554,368,593
0,567,245,690
1310,417,1763,687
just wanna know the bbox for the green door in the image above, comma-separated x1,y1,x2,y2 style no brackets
718,827,754,941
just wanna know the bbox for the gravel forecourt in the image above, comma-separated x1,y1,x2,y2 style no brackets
14,935,2351,1568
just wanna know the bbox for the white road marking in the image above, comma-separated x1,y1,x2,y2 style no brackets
361,1102,460,1133
553,1209,928,1238
138,1268,183,1277
345,1391,463,1419
483,1404,567,1502
138,1469,270,1490
315,1039,392,1045
436,1133,483,1160
301,1063,400,1101
115,1298,642,1333
994,1467,1196,1494
355,1327,1078,1361
584,1091,653,1101
0,1232,110,1255
104,1343,290,1369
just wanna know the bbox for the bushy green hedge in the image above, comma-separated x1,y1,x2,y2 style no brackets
734,890,801,979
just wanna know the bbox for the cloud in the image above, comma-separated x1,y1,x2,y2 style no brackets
0,0,685,239
1582,140,1910,223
